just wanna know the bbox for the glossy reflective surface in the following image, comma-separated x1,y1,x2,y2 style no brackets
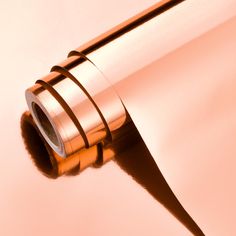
0,1,192,235
1,0,236,235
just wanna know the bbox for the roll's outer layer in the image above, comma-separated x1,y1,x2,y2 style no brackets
111,16,236,236
73,0,236,234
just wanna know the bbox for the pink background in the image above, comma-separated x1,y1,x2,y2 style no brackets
0,0,235,235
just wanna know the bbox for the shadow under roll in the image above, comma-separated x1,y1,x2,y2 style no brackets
20,111,204,235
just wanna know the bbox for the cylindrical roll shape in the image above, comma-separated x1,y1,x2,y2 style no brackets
25,1,236,234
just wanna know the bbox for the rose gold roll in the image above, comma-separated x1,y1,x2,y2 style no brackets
24,1,236,234
25,0,236,158
26,56,127,157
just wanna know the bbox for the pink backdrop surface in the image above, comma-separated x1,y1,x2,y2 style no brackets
0,1,235,235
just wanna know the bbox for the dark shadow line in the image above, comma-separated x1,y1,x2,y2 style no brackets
113,123,205,236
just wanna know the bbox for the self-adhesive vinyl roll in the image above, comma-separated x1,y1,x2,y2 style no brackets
25,0,236,234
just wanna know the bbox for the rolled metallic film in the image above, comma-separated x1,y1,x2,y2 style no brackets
24,0,236,235
26,55,127,157
25,0,236,158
